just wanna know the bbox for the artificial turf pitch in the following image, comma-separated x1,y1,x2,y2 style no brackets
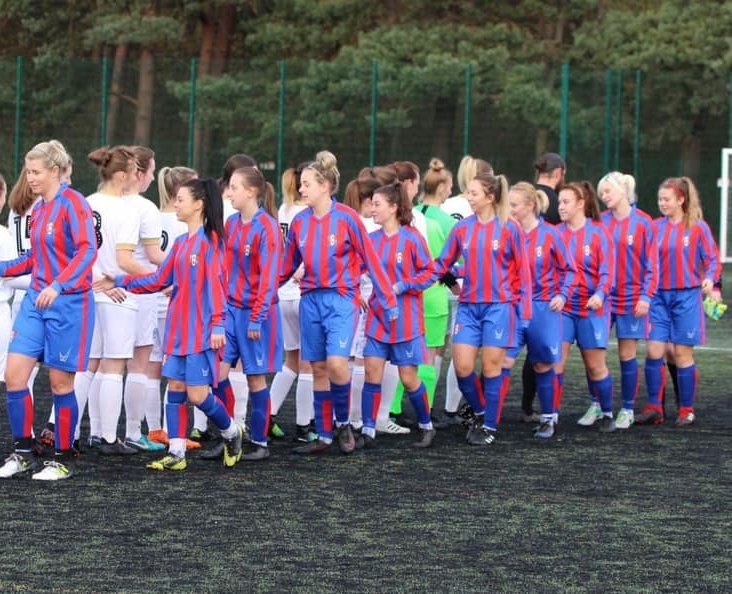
0,297,730,592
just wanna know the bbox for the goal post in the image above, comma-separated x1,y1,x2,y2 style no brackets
721,148,732,263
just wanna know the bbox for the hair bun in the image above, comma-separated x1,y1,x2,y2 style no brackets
315,150,337,171
429,157,445,172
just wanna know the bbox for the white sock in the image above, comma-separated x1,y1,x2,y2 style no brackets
48,404,55,425
99,373,124,443
434,355,443,380
377,362,400,422
169,437,186,458
220,419,237,440
231,371,249,425
193,407,208,432
295,373,314,426
124,373,147,441
88,373,103,438
269,366,297,415
445,360,461,413
72,370,95,440
28,365,40,401
145,378,162,431
162,386,169,433
350,364,365,425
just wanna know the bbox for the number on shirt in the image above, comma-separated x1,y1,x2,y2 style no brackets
279,222,289,240
450,213,464,221
12,214,31,255
160,230,169,252
92,211,103,248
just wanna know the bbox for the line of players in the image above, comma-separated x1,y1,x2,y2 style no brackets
0,141,722,478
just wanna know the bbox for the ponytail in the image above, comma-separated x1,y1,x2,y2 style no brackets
157,165,197,211
660,176,703,229
473,172,510,223
181,177,225,245
374,182,412,226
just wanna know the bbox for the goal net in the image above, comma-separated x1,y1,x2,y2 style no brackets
721,148,732,263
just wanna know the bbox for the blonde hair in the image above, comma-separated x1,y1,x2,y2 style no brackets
598,171,636,205
306,150,340,193
457,155,493,193
511,181,549,216
26,139,72,174
473,172,510,223
158,166,197,210
659,176,703,229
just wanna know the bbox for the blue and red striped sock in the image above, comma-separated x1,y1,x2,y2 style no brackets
6,389,33,448
536,369,556,416
676,364,697,409
314,390,333,441
589,375,614,414
482,374,503,430
407,382,431,427
196,393,232,432
361,382,381,430
213,378,236,418
165,390,188,439
644,357,666,407
496,368,512,424
456,372,485,416
249,387,271,446
331,381,351,426
620,358,639,410
53,391,78,452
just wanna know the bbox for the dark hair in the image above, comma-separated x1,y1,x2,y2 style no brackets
180,177,225,243
534,152,565,177
392,161,419,183
232,167,277,218
88,146,136,183
560,181,601,221
358,165,397,186
130,145,155,173
374,182,412,226
221,153,257,189
343,175,380,211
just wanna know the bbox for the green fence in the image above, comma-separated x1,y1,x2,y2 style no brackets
1,57,730,238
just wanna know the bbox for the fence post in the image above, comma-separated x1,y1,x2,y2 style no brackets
463,63,473,156
728,76,732,147
603,68,613,173
369,60,378,167
187,57,198,169
100,54,110,145
633,70,642,181
13,56,24,179
276,60,286,202
559,63,570,161
614,70,623,170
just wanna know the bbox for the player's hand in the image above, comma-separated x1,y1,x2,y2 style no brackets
710,288,722,303
701,279,715,296
586,294,603,311
247,328,261,341
387,307,399,322
93,274,115,293
162,285,173,297
549,295,566,312
210,333,226,350
35,285,59,309
105,288,127,303
634,300,650,317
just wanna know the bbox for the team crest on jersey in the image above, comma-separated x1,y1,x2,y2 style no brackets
46,222,54,236
627,234,634,246
396,252,403,264
584,244,591,257
536,246,543,258
492,239,499,251
244,244,251,256
190,254,198,266
683,234,689,247
329,234,336,246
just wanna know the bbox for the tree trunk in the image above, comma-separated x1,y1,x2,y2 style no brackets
133,47,155,146
535,128,548,157
106,43,128,144
194,14,215,171
680,133,701,179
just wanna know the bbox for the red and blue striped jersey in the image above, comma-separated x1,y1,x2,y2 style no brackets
523,220,577,302
0,183,96,294
280,198,397,313
654,217,721,290
116,227,226,355
224,208,282,329
601,208,659,314
436,216,532,321
558,220,615,317
365,225,435,343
